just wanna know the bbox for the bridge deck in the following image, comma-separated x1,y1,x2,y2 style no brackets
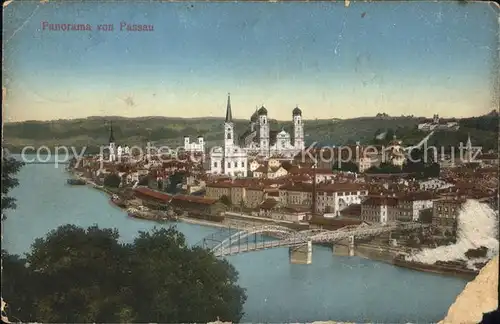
209,222,429,256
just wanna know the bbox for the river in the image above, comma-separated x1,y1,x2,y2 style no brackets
2,162,468,323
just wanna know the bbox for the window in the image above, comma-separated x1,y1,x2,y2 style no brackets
227,131,231,140
233,162,237,168
227,162,230,169
214,162,218,168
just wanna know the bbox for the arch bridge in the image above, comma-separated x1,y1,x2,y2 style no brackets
196,222,428,259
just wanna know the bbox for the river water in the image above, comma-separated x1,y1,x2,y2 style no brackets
3,163,468,323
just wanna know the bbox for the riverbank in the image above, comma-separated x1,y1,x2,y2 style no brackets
68,169,481,279
393,256,479,280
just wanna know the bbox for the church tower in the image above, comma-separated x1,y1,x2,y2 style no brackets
465,133,473,162
224,93,234,149
258,105,269,156
293,106,304,150
108,121,116,162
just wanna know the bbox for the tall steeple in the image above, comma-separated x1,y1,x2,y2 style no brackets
466,133,472,150
109,121,115,143
225,93,232,123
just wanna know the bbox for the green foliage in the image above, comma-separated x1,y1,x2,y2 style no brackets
459,111,498,133
103,173,121,188
332,160,359,173
165,171,185,194
2,225,246,323
3,116,420,150
5,113,495,152
1,150,25,218
402,148,440,179
418,208,433,224
219,195,232,206
365,162,402,174
137,175,149,186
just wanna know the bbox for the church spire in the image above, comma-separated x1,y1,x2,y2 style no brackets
466,133,472,149
225,93,232,123
109,121,115,143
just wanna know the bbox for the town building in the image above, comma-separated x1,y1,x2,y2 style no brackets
183,135,205,153
396,191,435,222
252,159,289,179
432,197,465,239
315,183,368,215
383,136,406,167
360,195,399,224
419,179,454,191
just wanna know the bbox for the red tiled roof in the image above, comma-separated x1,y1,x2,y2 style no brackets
316,183,366,193
134,187,173,202
362,196,398,207
267,191,280,197
260,198,279,210
398,191,435,201
340,204,361,217
172,195,218,205
206,182,233,188
309,217,363,227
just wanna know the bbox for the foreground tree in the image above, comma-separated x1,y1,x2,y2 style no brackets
2,225,246,323
103,172,121,188
1,150,25,218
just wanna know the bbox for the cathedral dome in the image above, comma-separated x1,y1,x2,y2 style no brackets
292,106,302,116
258,106,268,115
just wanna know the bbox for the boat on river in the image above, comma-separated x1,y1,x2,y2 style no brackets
127,206,178,222
110,194,127,208
67,178,86,185
393,254,479,279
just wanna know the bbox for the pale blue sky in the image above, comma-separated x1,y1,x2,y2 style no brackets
3,1,498,121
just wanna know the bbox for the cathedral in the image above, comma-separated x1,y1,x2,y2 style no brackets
209,94,305,177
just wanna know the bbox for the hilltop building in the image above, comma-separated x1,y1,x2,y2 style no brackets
418,114,459,131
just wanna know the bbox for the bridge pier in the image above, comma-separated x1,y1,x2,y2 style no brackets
289,240,312,264
332,235,355,257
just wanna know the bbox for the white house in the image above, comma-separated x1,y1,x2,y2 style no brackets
315,183,368,216
184,136,205,153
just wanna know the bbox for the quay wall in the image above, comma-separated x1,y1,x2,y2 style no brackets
354,244,398,263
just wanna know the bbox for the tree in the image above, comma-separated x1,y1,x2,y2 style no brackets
103,173,121,188
165,171,185,194
2,225,246,323
418,208,433,224
219,195,232,207
137,175,149,186
1,150,25,219
332,160,359,173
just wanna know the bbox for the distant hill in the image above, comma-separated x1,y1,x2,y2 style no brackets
371,110,498,152
3,112,497,153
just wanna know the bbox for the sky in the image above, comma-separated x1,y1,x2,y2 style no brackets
3,1,499,122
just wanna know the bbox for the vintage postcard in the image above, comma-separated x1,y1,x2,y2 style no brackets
2,1,499,323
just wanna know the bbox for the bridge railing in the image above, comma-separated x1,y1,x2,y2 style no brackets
208,221,429,256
